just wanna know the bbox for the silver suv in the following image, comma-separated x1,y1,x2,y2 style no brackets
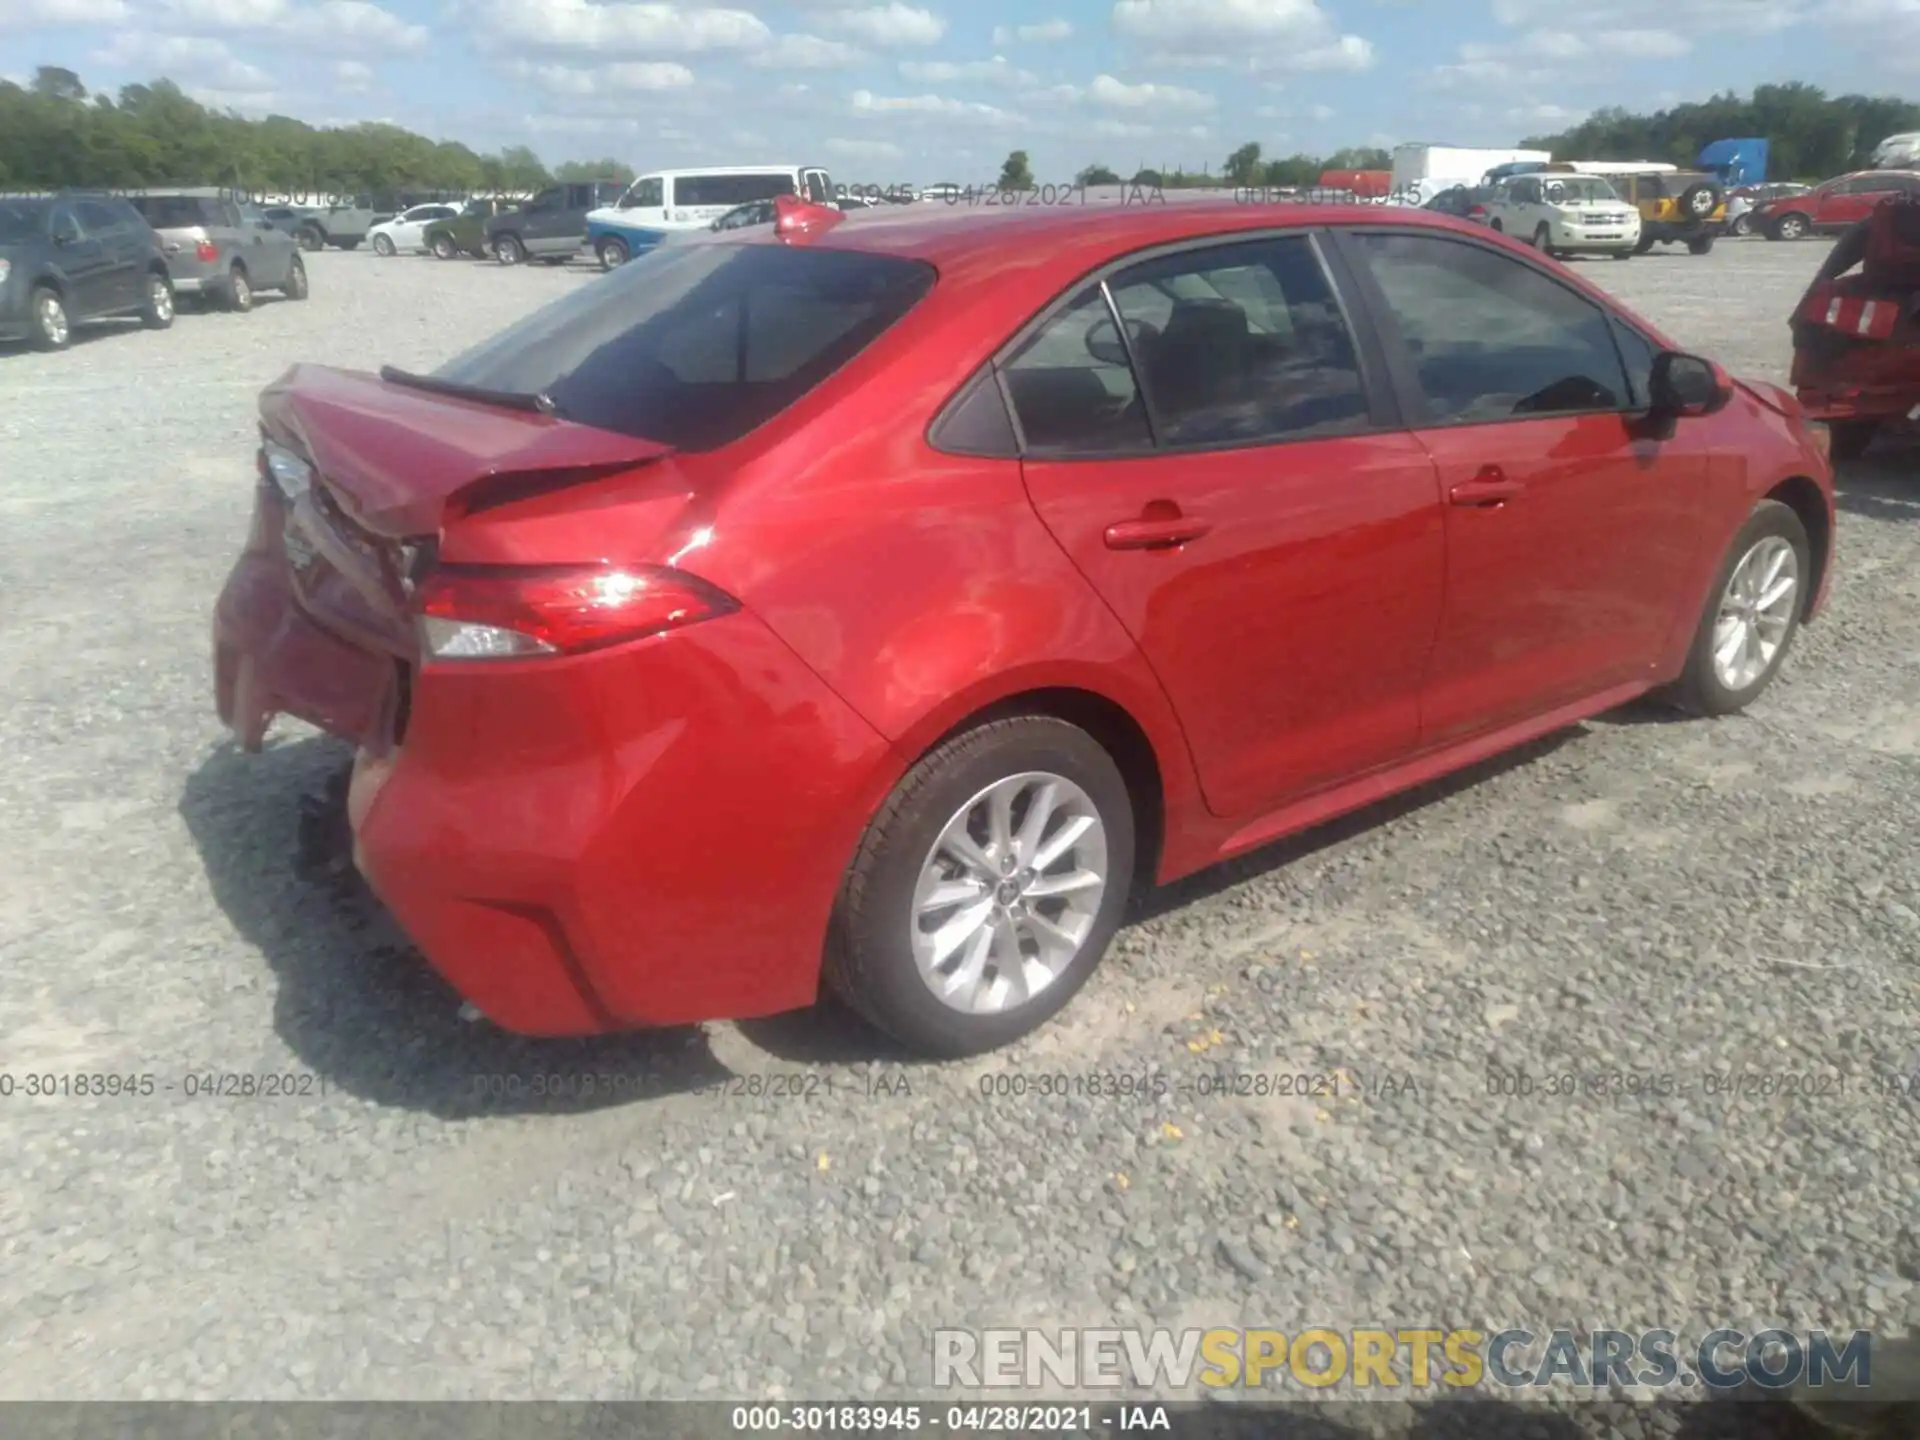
124,188,308,312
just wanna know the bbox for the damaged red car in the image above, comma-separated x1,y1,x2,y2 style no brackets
1790,188,1920,459
214,193,1836,1057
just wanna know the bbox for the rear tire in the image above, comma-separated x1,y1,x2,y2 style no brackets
30,284,71,351
1667,500,1810,718
493,233,526,265
225,265,253,313
823,715,1137,1058
140,271,174,329
1827,419,1878,462
280,254,309,300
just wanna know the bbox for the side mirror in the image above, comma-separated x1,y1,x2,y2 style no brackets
52,223,80,245
1648,350,1730,418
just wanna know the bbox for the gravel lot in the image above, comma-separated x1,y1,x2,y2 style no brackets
2,233,1918,1425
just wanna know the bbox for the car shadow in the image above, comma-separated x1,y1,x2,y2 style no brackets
0,317,146,356
178,734,738,1119
1834,440,1920,523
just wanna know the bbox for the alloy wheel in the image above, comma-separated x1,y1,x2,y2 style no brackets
909,772,1108,1015
1711,536,1800,693
149,278,173,322
37,291,69,347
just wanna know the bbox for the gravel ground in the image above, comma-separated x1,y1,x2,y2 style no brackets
1,234,1917,1429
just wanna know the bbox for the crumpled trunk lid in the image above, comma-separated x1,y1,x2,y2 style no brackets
219,364,680,753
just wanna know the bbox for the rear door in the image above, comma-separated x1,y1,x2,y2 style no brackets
74,198,142,309
1333,226,1711,744
1013,231,1447,820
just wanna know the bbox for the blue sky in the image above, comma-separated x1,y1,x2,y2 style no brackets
0,0,1908,181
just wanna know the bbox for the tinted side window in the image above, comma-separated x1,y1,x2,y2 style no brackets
75,199,124,232
529,188,562,210
1109,235,1370,445
678,173,796,207
127,195,212,229
1001,286,1152,455
1350,231,1630,424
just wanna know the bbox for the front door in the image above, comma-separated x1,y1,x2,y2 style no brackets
1013,233,1446,821
48,203,115,316
1336,228,1712,747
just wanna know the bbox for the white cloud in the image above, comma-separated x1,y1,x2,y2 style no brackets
0,0,130,25
821,2,946,46
92,31,270,87
826,136,905,159
461,0,769,54
1281,33,1374,69
990,17,1071,42
159,0,427,51
1492,0,1802,28
1073,73,1215,111
333,58,372,90
1508,101,1586,125
1307,101,1333,118
898,55,1036,85
848,88,1021,123
1111,0,1367,58
746,33,866,67
524,113,641,134
185,83,278,110
520,59,695,93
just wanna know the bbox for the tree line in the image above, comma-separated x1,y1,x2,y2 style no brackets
4,65,1915,200
0,67,634,198
1520,82,1920,182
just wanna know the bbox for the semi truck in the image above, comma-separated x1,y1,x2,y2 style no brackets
1389,144,1552,204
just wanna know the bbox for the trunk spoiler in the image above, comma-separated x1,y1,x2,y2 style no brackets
258,363,677,538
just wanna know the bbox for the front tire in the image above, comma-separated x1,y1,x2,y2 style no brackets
431,234,457,259
371,233,396,257
597,236,629,269
1772,213,1809,241
493,233,525,265
1667,500,1810,717
296,224,325,252
1531,223,1553,255
140,272,174,329
824,716,1137,1058
280,254,309,300
1687,233,1715,255
1730,213,1752,237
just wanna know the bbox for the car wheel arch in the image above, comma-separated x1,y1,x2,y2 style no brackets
883,678,1190,896
1764,475,1831,618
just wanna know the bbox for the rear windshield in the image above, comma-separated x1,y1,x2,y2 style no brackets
0,200,48,242
433,242,936,450
127,195,214,228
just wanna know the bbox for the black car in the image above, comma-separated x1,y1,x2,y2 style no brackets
1423,184,1493,222
0,192,176,350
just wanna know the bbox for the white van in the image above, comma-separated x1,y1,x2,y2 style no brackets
585,165,835,266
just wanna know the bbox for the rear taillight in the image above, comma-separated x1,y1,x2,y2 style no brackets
415,564,738,660
1468,205,1487,220
195,240,219,262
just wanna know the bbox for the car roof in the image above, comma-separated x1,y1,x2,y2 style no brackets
639,165,809,177
744,192,1520,280
121,187,234,197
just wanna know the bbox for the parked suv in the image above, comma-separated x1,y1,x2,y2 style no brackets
0,192,175,350
1756,170,1920,240
1609,170,1726,253
1726,182,1809,237
1482,171,1641,258
424,197,520,259
483,181,625,265
125,188,308,312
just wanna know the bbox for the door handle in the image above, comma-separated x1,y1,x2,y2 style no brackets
1448,466,1526,507
1104,515,1211,550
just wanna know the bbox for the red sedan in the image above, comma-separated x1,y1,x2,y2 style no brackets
214,194,1836,1057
